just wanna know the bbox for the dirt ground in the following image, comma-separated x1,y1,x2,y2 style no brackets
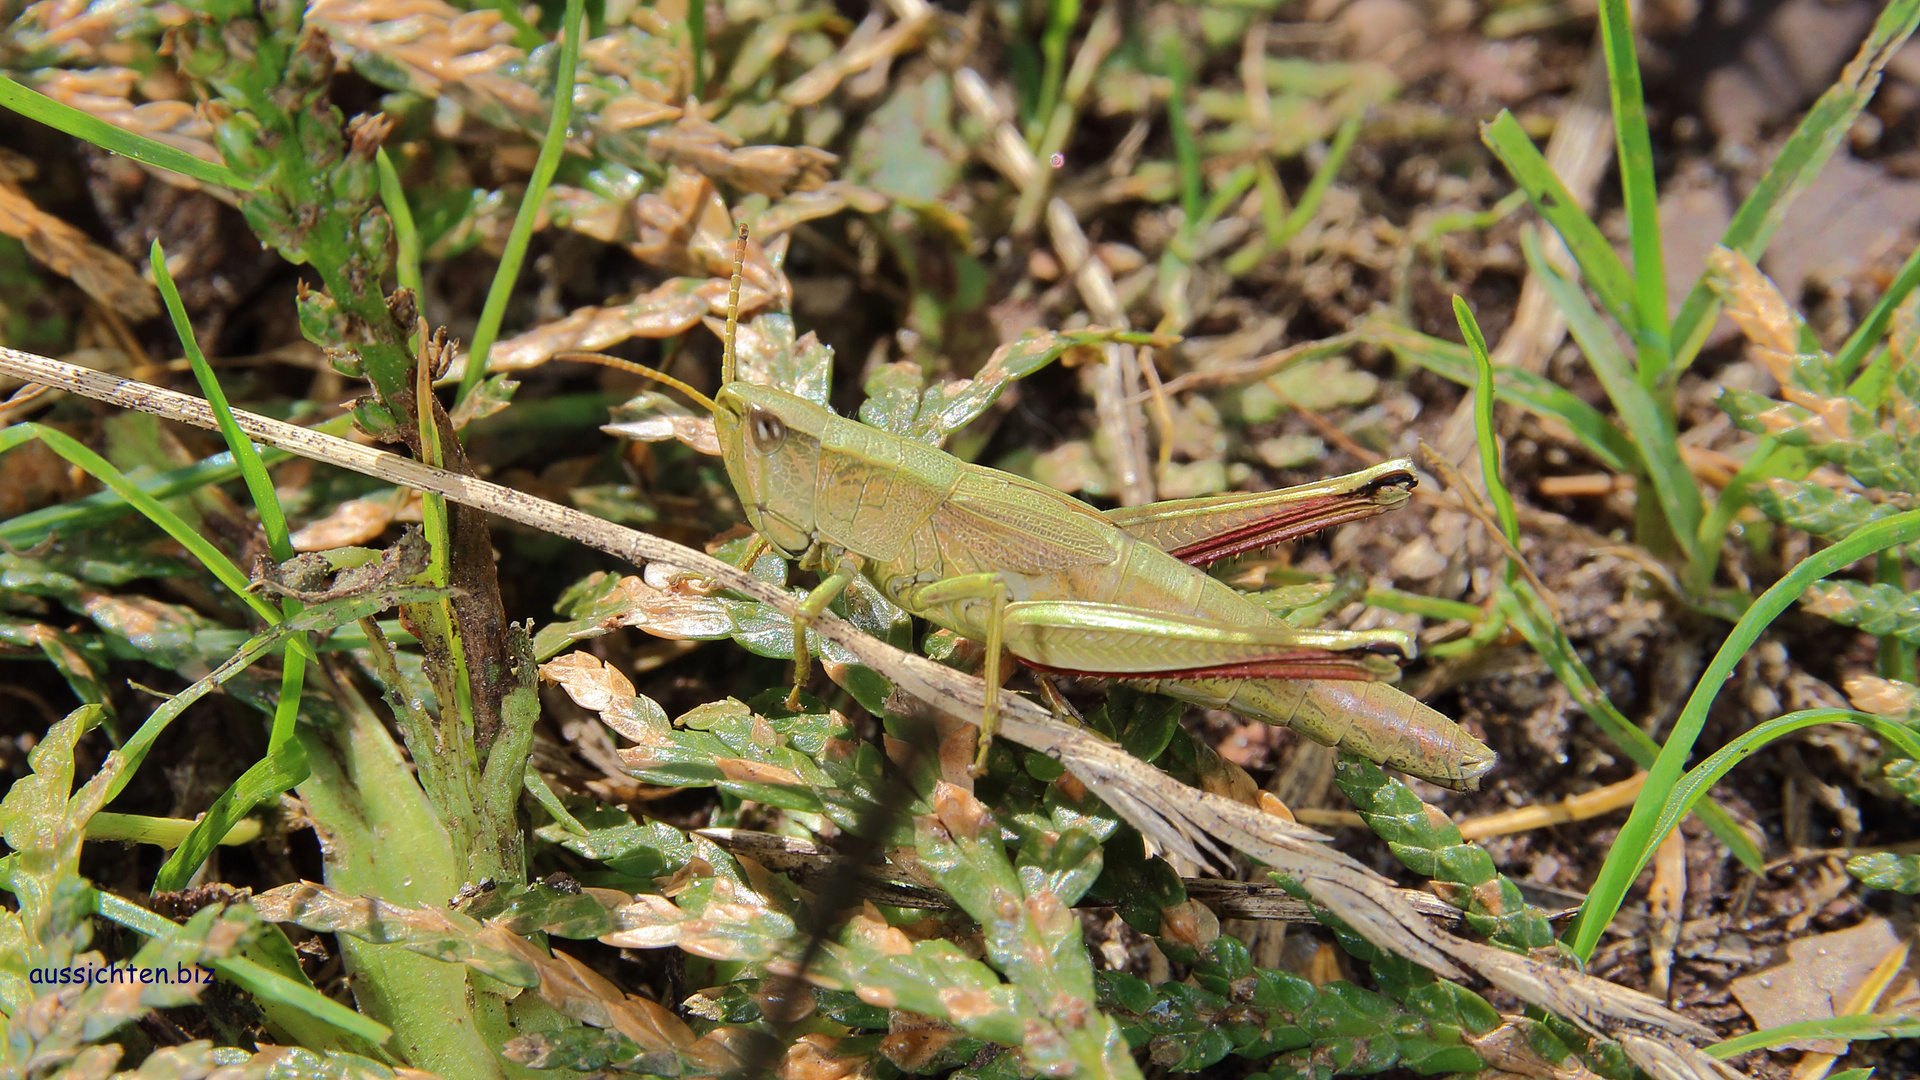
4,0,1920,1075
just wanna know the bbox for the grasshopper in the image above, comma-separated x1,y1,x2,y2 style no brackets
605,225,1495,790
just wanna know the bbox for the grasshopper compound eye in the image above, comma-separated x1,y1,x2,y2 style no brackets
748,406,787,452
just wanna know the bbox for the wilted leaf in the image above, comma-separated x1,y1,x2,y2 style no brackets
251,882,540,987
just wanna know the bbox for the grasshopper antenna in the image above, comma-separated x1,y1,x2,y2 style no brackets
722,221,747,385
550,351,719,416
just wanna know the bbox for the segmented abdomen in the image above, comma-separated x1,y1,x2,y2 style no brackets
1137,677,1496,791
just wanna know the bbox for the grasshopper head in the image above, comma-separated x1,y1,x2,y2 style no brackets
714,383,836,557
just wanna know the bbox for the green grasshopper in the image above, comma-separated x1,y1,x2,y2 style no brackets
603,226,1495,790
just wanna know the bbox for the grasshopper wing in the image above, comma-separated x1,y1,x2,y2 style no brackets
930,470,1121,575
1106,459,1416,566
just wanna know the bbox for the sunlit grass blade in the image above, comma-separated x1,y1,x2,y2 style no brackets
1481,110,1639,336
0,74,251,192
1030,0,1081,148
456,0,587,403
155,740,309,891
1163,38,1204,235
152,239,311,890
1499,584,1764,868
1455,296,1759,868
377,148,426,357
152,242,293,561
90,889,391,1045
1455,296,1521,545
1571,508,1920,958
1364,318,1640,473
0,423,280,625
1669,0,1920,369
1594,0,1670,373
0,417,353,546
1833,236,1920,381
1708,1012,1920,1058
1650,708,1920,860
1524,229,1704,566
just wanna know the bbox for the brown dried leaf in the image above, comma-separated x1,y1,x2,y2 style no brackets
1705,246,1853,438
484,278,709,372
628,168,789,313
779,1033,867,1080
0,182,156,316
27,69,226,200
290,492,422,551
1729,917,1903,1052
782,8,933,107
539,649,669,745
603,411,722,456
1843,674,1920,718
649,116,837,198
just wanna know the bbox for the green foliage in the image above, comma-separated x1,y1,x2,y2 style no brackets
1099,938,1485,1077
1333,758,1557,953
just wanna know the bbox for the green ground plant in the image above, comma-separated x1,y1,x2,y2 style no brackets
1,0,1918,1077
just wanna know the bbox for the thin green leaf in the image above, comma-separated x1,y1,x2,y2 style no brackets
1164,38,1203,237
0,417,354,546
457,0,588,403
1572,509,1920,957
376,147,426,357
0,424,280,626
1670,0,1920,369
1481,111,1639,336
0,74,250,191
1594,0,1671,371
1651,708,1920,858
1455,296,1521,545
1500,571,1765,870
1365,319,1640,473
154,740,309,892
1524,229,1704,563
151,240,293,562
1834,237,1920,381
1707,1010,1920,1057
89,889,391,1045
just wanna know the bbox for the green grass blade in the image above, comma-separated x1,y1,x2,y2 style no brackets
1594,0,1671,372
1834,237,1920,381
0,423,280,625
90,889,391,1045
155,740,309,892
1669,0,1920,369
1365,319,1640,473
152,241,293,563
152,239,313,890
1499,584,1764,868
1570,508,1920,958
1163,38,1204,237
1030,0,1081,148
1481,110,1639,336
1651,709,1920,861
376,148,426,358
0,417,354,546
1455,296,1521,544
1452,304,1760,868
1708,1011,1920,1057
0,75,251,192
1524,229,1704,564
456,0,587,403
1279,112,1361,243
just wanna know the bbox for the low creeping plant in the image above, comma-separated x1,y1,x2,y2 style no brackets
601,225,1495,789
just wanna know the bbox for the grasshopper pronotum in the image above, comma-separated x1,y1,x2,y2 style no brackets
600,225,1495,788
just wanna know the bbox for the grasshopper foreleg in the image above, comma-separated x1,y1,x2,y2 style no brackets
787,550,863,710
